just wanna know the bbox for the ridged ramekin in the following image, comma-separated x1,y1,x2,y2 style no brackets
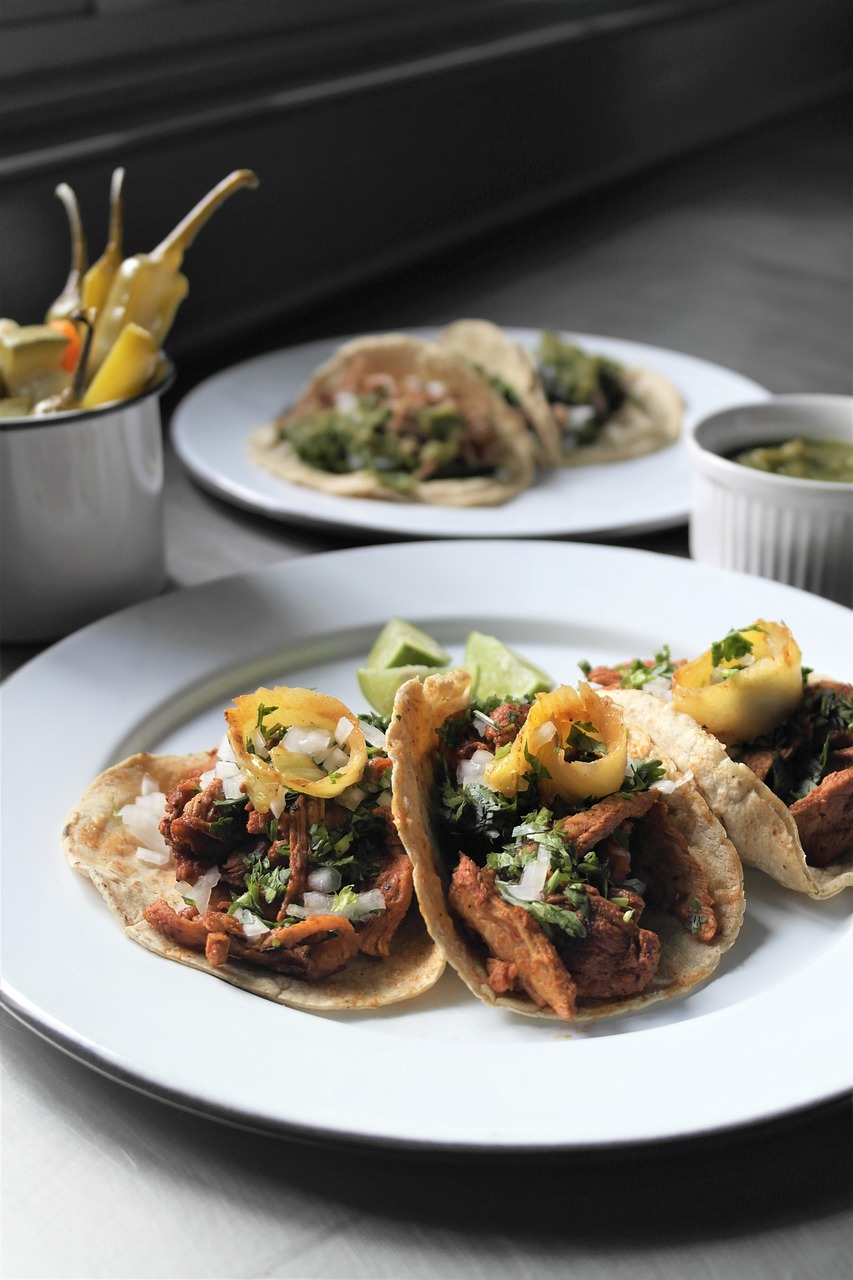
686,394,852,605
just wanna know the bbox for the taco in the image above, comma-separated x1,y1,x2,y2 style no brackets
62,685,444,1010
437,319,562,465
387,671,744,1022
437,321,682,467
586,621,853,899
249,333,535,507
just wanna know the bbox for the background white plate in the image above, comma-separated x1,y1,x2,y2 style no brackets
171,329,769,538
2,542,850,1152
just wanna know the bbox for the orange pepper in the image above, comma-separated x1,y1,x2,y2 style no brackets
48,318,81,372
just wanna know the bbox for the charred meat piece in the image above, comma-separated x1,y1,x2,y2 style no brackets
630,798,718,941
555,888,661,1000
790,767,853,867
358,815,414,957
449,855,577,1020
556,789,657,853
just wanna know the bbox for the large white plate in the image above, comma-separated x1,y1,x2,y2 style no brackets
170,329,769,538
2,542,850,1152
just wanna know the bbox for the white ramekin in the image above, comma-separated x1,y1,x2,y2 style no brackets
686,394,852,606
0,364,174,643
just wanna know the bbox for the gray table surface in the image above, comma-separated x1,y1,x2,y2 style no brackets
2,96,851,1280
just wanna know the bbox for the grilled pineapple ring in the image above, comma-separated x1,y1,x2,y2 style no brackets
671,620,802,745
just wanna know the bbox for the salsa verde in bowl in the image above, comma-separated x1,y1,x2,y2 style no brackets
685,394,853,605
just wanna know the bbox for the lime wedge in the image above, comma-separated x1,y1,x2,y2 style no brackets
463,631,552,701
357,664,447,717
365,617,451,670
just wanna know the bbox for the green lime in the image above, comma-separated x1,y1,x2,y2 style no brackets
463,631,552,701
365,617,451,671
357,664,447,717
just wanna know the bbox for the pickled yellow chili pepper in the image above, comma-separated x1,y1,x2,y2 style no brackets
46,183,88,323
88,168,259,375
81,167,125,315
225,685,368,814
80,321,159,409
671,620,803,744
485,683,628,804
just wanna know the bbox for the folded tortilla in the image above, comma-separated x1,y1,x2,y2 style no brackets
437,319,562,465
62,750,445,1011
608,687,853,900
387,671,744,1022
438,320,682,468
250,333,535,507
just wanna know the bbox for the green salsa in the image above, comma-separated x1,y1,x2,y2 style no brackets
732,437,853,483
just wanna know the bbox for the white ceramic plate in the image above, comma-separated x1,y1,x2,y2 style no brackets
170,329,769,538
2,542,850,1152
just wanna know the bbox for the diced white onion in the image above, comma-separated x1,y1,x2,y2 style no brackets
269,788,287,819
425,380,446,398
135,845,171,867
177,865,221,915
645,676,673,701
318,746,350,773
360,720,387,749
338,784,366,812
282,725,332,756
199,768,216,788
456,748,494,787
530,719,556,751
507,848,550,901
140,772,159,796
119,799,169,857
221,773,245,801
288,887,386,920
652,768,694,795
251,728,269,757
232,907,270,940
217,731,238,763
307,867,342,893
377,790,392,808
334,390,359,412
334,716,354,745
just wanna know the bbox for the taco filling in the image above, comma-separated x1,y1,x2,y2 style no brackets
586,622,853,880
140,688,413,978
64,685,445,1009
389,674,740,1022
250,335,535,507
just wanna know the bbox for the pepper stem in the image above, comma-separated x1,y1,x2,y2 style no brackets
48,183,89,321
152,169,259,263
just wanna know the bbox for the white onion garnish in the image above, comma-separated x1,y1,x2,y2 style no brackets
120,789,169,863
652,768,694,794
529,719,556,751
282,724,332,756
288,887,386,920
177,865,221,915
338,784,366,812
135,845,171,867
334,716,354,745
334,390,359,413
232,907,270,940
307,867,342,893
508,852,550,901
456,747,494,787
319,745,350,773
199,768,216,788
360,719,387,750
269,788,287,819
217,731,238,763
140,772,159,796
377,790,392,808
